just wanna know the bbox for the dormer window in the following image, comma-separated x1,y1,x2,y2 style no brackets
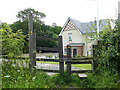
68,33,72,41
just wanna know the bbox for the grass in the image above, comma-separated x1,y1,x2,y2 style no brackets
37,61,91,70
72,64,91,70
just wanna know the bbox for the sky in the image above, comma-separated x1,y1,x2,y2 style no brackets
0,0,119,27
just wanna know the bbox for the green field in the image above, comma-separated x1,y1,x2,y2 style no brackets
36,61,91,70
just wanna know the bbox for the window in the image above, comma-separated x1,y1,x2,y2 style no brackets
64,48,67,55
68,33,72,41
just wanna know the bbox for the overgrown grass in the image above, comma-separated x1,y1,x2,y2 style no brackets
2,64,55,88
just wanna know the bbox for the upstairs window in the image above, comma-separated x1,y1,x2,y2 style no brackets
68,33,72,41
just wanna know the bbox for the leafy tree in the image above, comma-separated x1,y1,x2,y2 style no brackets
85,19,106,43
17,8,46,22
10,8,62,53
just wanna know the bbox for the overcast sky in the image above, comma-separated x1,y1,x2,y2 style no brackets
0,0,119,27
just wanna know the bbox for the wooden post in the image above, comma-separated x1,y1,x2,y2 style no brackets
58,36,64,75
67,45,71,76
92,45,98,72
28,14,36,73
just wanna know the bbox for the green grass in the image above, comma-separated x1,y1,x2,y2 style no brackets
72,64,91,70
37,61,91,70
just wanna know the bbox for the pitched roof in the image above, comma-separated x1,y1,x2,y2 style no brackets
59,17,107,35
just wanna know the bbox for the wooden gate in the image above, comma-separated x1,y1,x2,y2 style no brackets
35,36,64,75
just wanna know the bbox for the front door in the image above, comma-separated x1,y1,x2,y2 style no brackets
73,49,77,58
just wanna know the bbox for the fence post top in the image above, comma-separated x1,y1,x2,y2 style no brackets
67,45,71,47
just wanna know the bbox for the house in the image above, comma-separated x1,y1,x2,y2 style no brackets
59,17,107,57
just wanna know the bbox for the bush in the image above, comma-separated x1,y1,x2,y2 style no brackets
51,72,80,87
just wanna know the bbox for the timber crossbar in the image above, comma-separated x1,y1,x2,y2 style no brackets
64,57,93,64
72,70,92,73
36,47,58,52
36,58,59,62
36,36,58,41
72,57,93,60
36,69,59,73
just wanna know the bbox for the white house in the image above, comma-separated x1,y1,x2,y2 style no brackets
59,17,107,57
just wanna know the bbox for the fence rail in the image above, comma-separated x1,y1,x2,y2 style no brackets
72,70,92,73
72,57,93,60
36,47,58,52
36,36,58,41
36,69,59,73
36,58,59,62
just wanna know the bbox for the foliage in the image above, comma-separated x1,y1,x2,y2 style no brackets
51,72,80,87
77,19,120,88
79,72,118,88
10,8,62,53
2,65,55,88
45,53,53,58
85,19,107,43
95,19,120,73
1,23,55,88
17,8,46,22
1,23,25,55
75,55,82,58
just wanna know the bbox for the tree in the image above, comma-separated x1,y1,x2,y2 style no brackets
17,8,46,22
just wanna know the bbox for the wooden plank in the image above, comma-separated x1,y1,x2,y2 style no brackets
72,57,93,60
58,36,64,75
78,74,87,79
36,36,58,41
36,69,59,73
36,58,59,62
36,47,58,52
72,70,92,73
71,61,92,64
